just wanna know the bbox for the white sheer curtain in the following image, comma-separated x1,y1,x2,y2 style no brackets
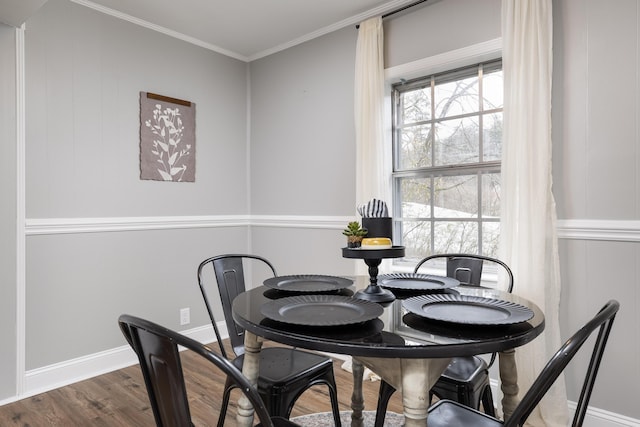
500,1,568,425
354,17,388,208
346,16,385,363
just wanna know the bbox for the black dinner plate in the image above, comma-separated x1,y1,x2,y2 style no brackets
402,294,534,326
378,273,459,291
260,294,384,326
262,287,354,300
263,275,353,293
260,318,385,340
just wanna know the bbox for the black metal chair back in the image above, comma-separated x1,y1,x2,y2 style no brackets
415,253,514,292
426,300,620,427
197,254,276,358
196,254,341,426
509,299,619,426
118,314,299,427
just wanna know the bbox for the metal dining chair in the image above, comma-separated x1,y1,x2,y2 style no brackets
374,254,514,426
118,314,301,427
197,254,341,427
426,299,620,426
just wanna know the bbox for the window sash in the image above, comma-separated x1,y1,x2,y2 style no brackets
391,59,502,259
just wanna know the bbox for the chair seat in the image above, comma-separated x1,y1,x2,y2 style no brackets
427,400,503,427
373,356,495,427
431,355,494,416
231,347,333,386
440,356,487,382
228,346,339,422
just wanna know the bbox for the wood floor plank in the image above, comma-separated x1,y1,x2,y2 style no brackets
0,342,404,426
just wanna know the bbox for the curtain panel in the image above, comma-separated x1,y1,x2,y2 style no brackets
354,17,387,208
500,1,568,425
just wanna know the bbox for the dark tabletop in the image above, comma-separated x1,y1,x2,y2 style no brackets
232,276,545,359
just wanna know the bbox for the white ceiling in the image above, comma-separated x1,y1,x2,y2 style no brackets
0,0,48,27
70,0,422,61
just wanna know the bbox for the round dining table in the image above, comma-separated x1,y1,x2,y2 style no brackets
231,275,545,427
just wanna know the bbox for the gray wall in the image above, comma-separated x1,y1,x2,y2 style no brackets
249,0,638,421
21,0,250,372
249,26,358,217
25,0,249,218
384,0,501,68
552,0,639,220
553,0,640,418
0,23,18,399
26,227,248,368
248,2,503,278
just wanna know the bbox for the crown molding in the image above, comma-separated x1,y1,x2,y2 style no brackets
70,0,248,61
248,0,420,61
72,0,422,62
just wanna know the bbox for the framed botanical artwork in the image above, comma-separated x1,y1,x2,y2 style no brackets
140,92,196,182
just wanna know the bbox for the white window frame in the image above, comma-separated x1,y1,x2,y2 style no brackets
385,39,503,334
383,38,503,274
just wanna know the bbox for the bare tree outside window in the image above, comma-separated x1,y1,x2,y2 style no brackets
392,60,503,264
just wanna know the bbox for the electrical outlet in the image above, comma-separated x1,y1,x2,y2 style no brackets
180,307,190,325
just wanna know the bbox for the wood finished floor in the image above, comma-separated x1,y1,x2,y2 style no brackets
0,341,404,426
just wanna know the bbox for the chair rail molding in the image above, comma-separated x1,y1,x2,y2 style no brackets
25,214,354,235
556,219,640,242
24,216,640,242
250,215,353,229
25,215,251,235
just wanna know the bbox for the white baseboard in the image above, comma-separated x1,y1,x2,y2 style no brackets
0,323,220,406
490,380,640,426
2,322,639,427
3,332,637,427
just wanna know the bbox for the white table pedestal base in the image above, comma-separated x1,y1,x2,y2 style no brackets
238,333,521,427
354,356,451,427
499,348,519,420
237,332,263,427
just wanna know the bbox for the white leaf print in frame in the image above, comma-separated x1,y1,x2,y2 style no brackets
140,92,196,182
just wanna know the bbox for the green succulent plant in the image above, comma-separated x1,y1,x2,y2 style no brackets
342,221,368,237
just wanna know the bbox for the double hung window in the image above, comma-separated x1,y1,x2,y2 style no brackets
391,60,503,265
